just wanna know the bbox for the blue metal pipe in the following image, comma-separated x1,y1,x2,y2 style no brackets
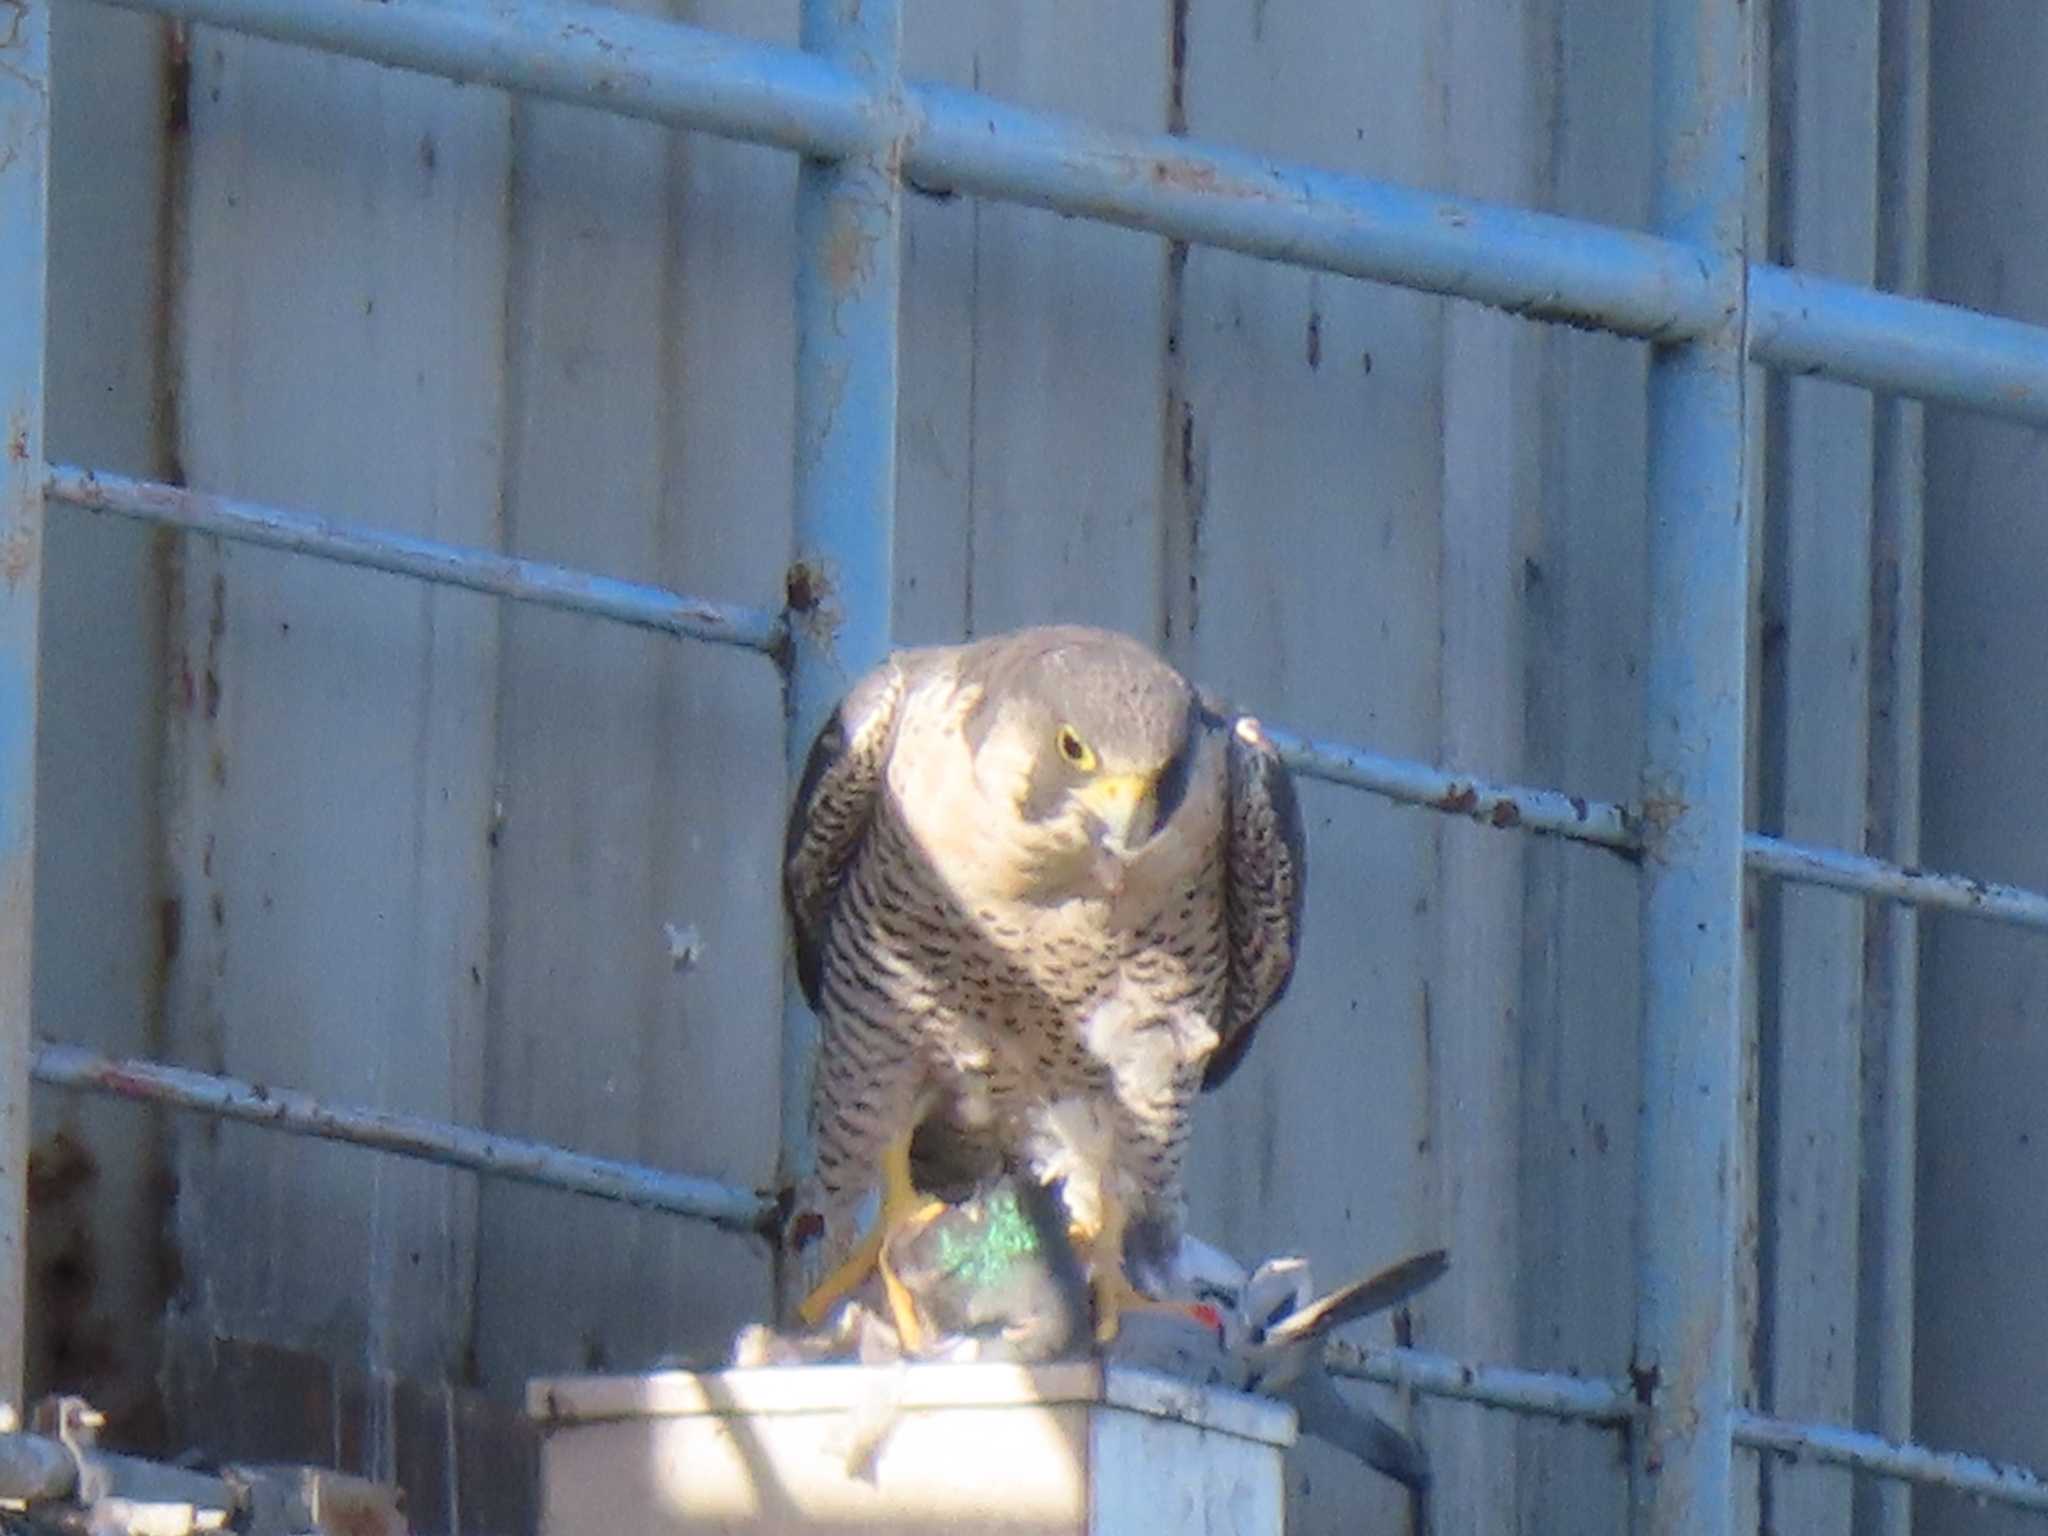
1324,1339,1636,1425
100,0,877,158
84,0,1715,340
46,466,786,656
43,1016,2048,1507
50,462,2048,945
0,0,48,1415
905,79,1715,341
84,0,2048,425
1750,265,2048,423
778,0,904,1302
1275,721,2048,929
1268,725,1637,849
54,454,2048,941
53,463,2048,935
1744,834,2048,930
1632,1,1749,1531
32,1043,776,1234
1275,722,2048,930
1733,1410,2048,1512
40,1013,2048,1511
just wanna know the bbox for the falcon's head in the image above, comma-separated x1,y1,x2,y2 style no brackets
957,626,1199,896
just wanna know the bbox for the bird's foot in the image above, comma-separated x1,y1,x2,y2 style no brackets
876,1197,949,1353
1067,1198,1215,1345
1089,1265,1215,1345
1064,1192,1143,1344
799,1223,882,1331
796,1126,942,1348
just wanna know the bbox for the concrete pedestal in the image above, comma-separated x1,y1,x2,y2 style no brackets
529,1361,1295,1536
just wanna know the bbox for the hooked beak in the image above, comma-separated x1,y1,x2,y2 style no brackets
1075,771,1160,854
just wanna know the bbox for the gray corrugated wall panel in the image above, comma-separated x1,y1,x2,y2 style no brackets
1756,0,1880,1532
471,0,791,1397
33,0,171,1432
1920,8,2048,1533
1856,6,1926,1534
1516,1,1650,1531
1751,9,1931,1536
901,3,1171,648
1173,3,1444,1531
167,27,508,1473
891,7,973,652
1429,1,1545,1529
475,82,693,1391
1736,18,1772,1532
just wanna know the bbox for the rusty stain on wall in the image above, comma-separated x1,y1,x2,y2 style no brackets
26,1128,122,1421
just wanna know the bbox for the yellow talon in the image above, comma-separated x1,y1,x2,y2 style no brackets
1067,1192,1194,1344
798,1223,884,1329
1075,1195,1142,1344
798,1124,946,1352
1091,1259,1209,1343
1092,1266,1146,1345
878,1197,948,1353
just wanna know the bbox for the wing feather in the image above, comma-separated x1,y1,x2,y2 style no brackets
782,656,909,1009
1202,713,1306,1090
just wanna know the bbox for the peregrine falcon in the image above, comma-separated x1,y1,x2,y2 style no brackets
783,624,1305,1342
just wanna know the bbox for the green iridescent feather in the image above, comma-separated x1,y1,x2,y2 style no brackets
930,1188,1042,1289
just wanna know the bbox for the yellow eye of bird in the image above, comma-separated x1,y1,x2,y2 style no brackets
1055,724,1097,771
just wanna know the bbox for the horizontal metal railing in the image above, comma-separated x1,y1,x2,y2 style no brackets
1324,1337,1633,1424
1731,1410,2048,1510
89,0,2048,426
39,1038,2048,1511
48,466,786,657
50,467,2048,934
32,1042,775,1233
1267,726,2048,930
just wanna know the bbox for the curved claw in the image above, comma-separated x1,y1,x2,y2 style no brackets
797,1126,933,1332
877,1198,949,1353
1068,1190,1185,1344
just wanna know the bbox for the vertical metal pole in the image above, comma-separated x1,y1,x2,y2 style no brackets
779,0,902,1310
1634,0,1750,1532
0,0,50,1419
